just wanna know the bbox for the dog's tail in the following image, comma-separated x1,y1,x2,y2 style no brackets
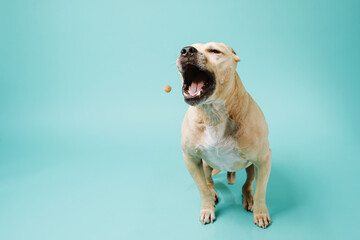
227,172,236,185
211,169,236,185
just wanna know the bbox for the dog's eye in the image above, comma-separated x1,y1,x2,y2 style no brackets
207,49,222,54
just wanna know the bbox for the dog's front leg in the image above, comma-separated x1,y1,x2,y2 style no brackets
253,151,272,228
183,152,215,224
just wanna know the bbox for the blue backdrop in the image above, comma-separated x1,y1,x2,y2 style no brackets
1,0,359,239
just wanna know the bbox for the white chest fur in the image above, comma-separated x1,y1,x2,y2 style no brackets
196,103,250,171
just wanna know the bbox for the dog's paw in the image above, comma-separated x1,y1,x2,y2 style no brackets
253,203,271,229
200,208,215,224
253,201,271,228
253,212,271,228
242,193,253,212
242,186,253,211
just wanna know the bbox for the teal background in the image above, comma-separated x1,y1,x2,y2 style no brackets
1,0,360,239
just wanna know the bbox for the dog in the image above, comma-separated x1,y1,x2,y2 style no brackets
176,42,272,228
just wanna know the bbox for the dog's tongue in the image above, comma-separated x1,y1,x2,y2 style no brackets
189,81,204,96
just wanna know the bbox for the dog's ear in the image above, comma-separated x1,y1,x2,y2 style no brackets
231,48,240,63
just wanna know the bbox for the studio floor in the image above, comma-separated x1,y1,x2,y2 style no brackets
0,137,359,239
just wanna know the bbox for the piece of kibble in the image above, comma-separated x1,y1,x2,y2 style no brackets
164,85,172,93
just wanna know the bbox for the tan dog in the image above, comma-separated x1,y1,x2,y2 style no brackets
176,42,272,228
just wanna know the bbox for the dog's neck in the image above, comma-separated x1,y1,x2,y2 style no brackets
198,73,250,126
200,101,228,125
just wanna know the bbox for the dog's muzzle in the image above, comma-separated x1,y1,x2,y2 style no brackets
177,46,216,106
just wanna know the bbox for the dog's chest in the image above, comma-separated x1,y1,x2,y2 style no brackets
196,121,250,171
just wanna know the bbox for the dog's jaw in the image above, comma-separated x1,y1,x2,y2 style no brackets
181,65,216,106
177,53,216,106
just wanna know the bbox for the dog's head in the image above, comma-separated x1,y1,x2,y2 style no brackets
176,42,240,106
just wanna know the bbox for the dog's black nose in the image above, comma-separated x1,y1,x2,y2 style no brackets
180,46,197,57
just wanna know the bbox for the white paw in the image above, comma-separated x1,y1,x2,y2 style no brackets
199,208,215,224
253,212,271,228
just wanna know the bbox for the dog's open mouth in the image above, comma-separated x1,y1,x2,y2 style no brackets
182,64,215,105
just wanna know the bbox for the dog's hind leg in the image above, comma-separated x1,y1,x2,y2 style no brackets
203,160,219,203
242,164,255,211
